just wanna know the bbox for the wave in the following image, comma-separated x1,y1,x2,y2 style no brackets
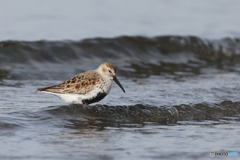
174,101,240,121
1,101,239,129
45,104,179,125
1,36,240,64
1,36,240,79
42,101,240,125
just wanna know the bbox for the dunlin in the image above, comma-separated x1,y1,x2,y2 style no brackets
37,62,125,105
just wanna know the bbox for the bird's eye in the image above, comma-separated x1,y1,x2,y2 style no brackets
108,70,112,73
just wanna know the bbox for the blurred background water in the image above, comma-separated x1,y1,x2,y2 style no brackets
1,0,240,160
0,0,240,40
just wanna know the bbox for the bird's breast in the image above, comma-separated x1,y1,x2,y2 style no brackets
101,76,112,94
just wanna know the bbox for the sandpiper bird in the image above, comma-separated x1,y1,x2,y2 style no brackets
37,62,125,105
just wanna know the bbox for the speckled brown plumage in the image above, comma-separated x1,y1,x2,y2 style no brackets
38,70,104,94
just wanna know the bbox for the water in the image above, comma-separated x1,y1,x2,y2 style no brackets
1,36,240,160
0,0,240,40
1,1,240,160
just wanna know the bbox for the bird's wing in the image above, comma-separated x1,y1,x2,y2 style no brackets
37,70,102,94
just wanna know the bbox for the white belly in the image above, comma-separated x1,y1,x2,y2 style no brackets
47,83,112,104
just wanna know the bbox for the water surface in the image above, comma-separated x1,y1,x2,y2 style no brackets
0,0,240,40
1,36,240,159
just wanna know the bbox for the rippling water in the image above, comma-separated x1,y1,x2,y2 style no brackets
1,1,240,159
1,35,240,160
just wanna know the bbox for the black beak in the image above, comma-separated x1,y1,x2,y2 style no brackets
113,76,125,93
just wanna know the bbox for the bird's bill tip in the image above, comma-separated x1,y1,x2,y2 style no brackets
113,76,125,93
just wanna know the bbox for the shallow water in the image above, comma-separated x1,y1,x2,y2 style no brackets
1,1,240,159
1,40,240,159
